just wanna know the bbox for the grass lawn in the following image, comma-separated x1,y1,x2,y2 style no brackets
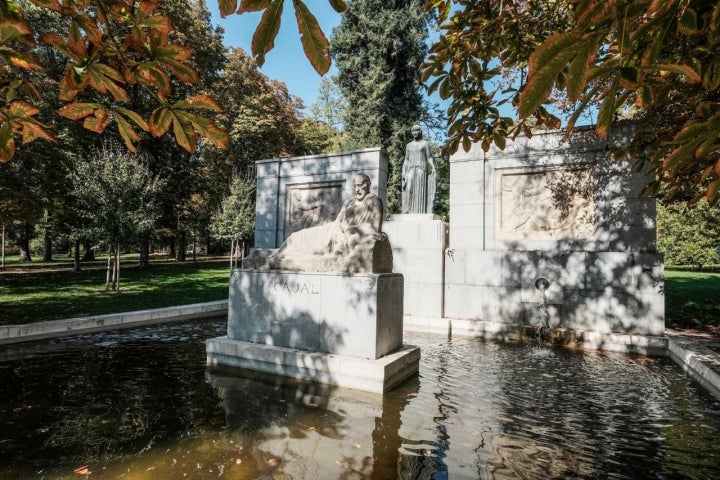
665,269,720,333
0,257,231,325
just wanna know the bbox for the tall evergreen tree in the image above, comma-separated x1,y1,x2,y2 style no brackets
331,0,430,213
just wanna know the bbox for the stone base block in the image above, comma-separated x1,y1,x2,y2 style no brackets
228,270,404,359
206,337,420,393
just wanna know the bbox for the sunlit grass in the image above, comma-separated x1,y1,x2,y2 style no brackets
665,269,720,331
0,260,231,325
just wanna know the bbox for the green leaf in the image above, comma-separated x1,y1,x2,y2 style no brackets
678,7,698,35
149,107,173,137
519,32,579,118
293,0,330,75
115,113,141,152
595,85,616,138
642,63,701,84
618,66,639,89
172,113,196,153
116,108,149,131
252,0,283,66
182,112,230,149
0,121,15,163
565,38,596,101
328,0,346,12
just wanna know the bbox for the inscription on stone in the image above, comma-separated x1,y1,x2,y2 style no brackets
285,181,344,239
495,165,596,241
271,280,320,295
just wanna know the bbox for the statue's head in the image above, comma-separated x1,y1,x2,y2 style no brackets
411,125,422,139
353,173,371,200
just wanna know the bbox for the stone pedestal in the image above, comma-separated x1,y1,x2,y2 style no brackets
206,270,419,393
383,215,447,318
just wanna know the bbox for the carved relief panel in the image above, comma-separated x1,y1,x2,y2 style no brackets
494,165,596,241
284,181,344,239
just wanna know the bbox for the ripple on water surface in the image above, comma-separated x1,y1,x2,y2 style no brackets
0,324,719,479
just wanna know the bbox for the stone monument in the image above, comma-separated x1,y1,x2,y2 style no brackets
383,125,448,325
207,173,419,393
244,174,393,274
442,127,665,353
402,125,436,214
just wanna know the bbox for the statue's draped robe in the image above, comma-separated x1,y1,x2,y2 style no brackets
402,140,434,214
275,194,383,260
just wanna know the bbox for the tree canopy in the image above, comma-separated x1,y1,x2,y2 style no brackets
421,0,720,204
332,0,431,213
4,0,720,208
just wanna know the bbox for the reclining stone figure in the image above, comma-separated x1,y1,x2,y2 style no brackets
243,173,393,273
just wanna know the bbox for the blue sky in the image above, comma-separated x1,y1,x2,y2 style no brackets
208,3,342,110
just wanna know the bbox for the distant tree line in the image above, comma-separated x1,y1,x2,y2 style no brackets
0,0,338,267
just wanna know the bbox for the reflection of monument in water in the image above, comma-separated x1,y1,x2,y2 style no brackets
206,149,420,393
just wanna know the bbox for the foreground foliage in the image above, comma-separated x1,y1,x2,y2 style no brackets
422,0,720,205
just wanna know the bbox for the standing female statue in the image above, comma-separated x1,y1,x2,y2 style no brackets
402,125,436,214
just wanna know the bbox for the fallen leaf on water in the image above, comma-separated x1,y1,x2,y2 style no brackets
73,465,91,475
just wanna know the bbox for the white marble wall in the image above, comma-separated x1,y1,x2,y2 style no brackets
254,148,389,248
446,128,665,335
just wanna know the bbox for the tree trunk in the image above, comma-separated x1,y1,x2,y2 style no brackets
115,244,120,293
106,253,112,291
43,231,53,262
176,231,186,262
17,224,32,262
74,239,81,272
191,229,197,263
82,240,95,261
139,235,150,268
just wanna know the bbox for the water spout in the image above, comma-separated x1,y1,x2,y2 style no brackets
534,277,551,341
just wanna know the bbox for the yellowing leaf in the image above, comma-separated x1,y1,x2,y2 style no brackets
173,94,223,111
293,0,330,75
219,0,238,16
21,119,55,144
252,0,283,66
149,107,173,137
172,113,196,152
239,0,272,13
82,108,111,133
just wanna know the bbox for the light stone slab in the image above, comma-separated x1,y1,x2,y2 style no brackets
228,270,404,360
382,217,447,318
206,337,420,393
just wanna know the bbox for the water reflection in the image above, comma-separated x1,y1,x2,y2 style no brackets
0,321,719,479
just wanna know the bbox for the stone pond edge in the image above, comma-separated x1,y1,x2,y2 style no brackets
0,303,718,401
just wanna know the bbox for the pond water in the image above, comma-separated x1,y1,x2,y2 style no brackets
1,319,719,479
